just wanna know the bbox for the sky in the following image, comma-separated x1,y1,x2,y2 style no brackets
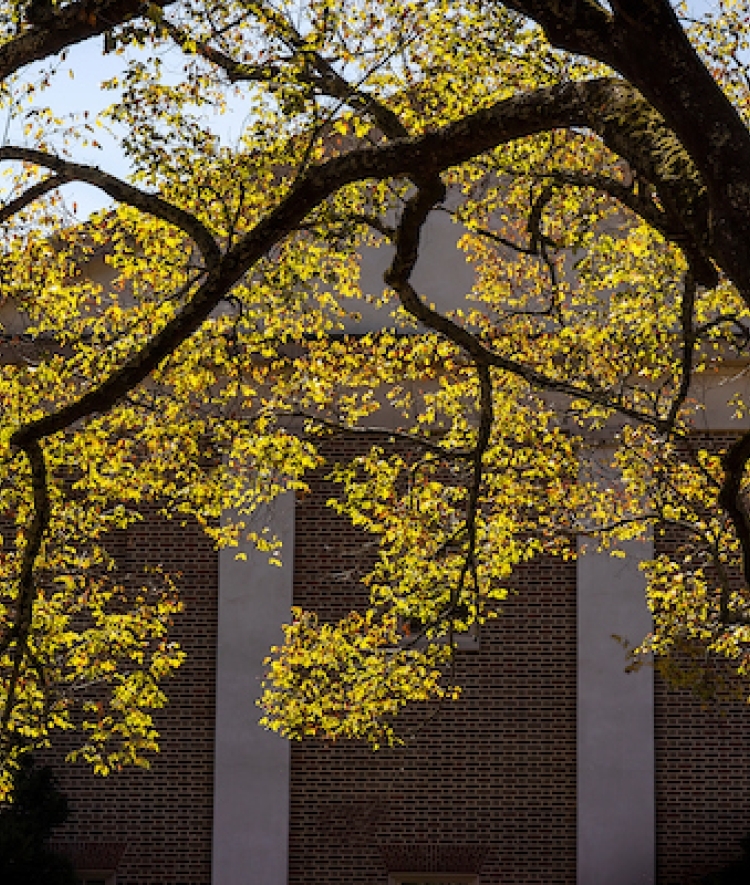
2,34,249,217
0,0,727,219
4,40,131,216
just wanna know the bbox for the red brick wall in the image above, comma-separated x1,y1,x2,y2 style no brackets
655,487,750,885
37,432,750,885
655,673,750,885
290,437,578,885
45,510,219,885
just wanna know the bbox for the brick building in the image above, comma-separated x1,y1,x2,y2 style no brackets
29,216,750,884
41,427,750,885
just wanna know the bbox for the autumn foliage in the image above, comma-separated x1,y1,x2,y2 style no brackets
1,0,750,793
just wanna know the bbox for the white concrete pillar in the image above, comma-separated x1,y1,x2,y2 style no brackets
212,496,294,885
577,535,655,885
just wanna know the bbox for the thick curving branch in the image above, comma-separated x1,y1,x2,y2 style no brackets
0,439,50,740
382,185,674,429
10,76,705,451
540,169,717,288
0,146,220,267
508,0,750,298
503,0,615,52
0,0,174,80
719,432,750,601
384,176,494,643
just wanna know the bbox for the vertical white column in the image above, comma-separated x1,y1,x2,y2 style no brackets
212,495,294,885
577,536,655,885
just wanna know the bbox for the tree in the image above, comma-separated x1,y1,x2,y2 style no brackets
1,0,750,790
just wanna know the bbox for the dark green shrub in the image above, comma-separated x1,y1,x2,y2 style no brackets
702,834,750,885
0,755,76,885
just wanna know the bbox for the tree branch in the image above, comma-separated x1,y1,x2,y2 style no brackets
0,146,220,267
503,0,615,57
541,169,718,288
291,411,475,459
719,432,750,592
158,5,409,139
510,0,750,298
665,270,697,430
384,176,494,650
0,174,68,224
0,0,175,80
0,439,50,740
8,77,703,449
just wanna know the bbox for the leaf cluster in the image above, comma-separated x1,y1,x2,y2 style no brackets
1,0,750,781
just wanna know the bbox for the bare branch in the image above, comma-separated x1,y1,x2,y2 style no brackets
0,173,67,223
159,5,409,140
291,411,475,459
